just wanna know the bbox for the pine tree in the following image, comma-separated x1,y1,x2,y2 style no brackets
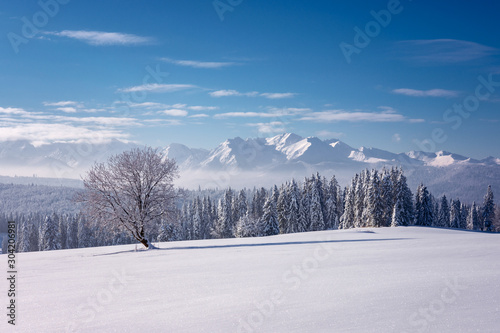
467,202,480,231
364,170,385,228
324,176,340,230
158,219,181,242
460,203,468,229
391,198,404,227
17,219,30,253
287,180,302,233
438,195,450,228
235,214,259,238
415,184,433,226
261,188,279,236
66,215,78,249
393,168,414,226
450,199,461,229
28,222,39,252
39,215,60,251
309,180,325,231
192,197,203,240
58,214,68,249
380,171,394,227
77,214,92,248
213,188,234,239
277,184,289,234
340,185,355,229
482,185,495,232
353,173,365,228
201,197,213,239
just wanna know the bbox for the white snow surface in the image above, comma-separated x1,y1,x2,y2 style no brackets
2,227,499,332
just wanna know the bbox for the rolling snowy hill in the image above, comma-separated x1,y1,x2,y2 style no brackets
0,133,499,201
2,227,499,332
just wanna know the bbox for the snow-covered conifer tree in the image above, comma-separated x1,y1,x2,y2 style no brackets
449,199,461,229
277,184,290,234
39,215,60,251
309,181,325,231
66,215,78,249
467,202,480,231
415,184,433,226
438,195,450,228
482,185,495,232
260,188,279,236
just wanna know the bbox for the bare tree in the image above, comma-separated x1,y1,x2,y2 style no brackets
78,147,178,248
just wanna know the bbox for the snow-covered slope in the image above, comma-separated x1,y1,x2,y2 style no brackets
3,227,499,332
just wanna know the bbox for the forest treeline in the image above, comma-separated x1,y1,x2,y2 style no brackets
1,167,498,253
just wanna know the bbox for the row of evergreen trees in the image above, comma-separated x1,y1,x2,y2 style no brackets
176,168,496,242
2,167,497,253
0,212,135,253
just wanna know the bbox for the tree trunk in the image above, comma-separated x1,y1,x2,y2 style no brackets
139,238,149,249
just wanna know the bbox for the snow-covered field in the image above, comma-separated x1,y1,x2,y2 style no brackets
1,227,499,332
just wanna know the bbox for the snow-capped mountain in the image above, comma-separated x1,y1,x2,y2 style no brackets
162,133,499,170
161,133,500,202
0,133,498,202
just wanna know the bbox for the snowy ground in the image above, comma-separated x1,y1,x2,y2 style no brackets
1,227,499,332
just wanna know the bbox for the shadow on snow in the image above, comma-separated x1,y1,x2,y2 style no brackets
93,237,412,256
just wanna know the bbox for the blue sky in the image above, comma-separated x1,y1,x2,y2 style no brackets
1,0,499,158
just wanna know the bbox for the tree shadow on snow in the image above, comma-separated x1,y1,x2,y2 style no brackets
94,237,412,256
163,237,411,252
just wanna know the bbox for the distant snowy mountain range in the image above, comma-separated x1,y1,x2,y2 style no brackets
163,133,500,170
0,133,498,202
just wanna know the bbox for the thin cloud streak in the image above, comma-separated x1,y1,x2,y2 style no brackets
118,83,197,93
161,57,237,69
44,30,154,46
209,89,295,99
392,88,460,98
300,109,424,123
396,39,498,64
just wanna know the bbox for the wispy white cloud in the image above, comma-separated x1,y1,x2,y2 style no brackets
215,112,283,118
188,105,219,111
396,39,498,64
209,90,295,99
44,30,154,46
56,107,77,113
248,121,286,134
161,57,237,69
189,114,210,118
392,88,460,98
0,123,130,145
0,107,35,116
143,119,182,126
300,109,424,123
215,107,310,119
260,92,296,99
392,133,401,143
43,101,81,107
159,109,188,117
118,83,197,93
209,90,259,97
267,107,311,114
